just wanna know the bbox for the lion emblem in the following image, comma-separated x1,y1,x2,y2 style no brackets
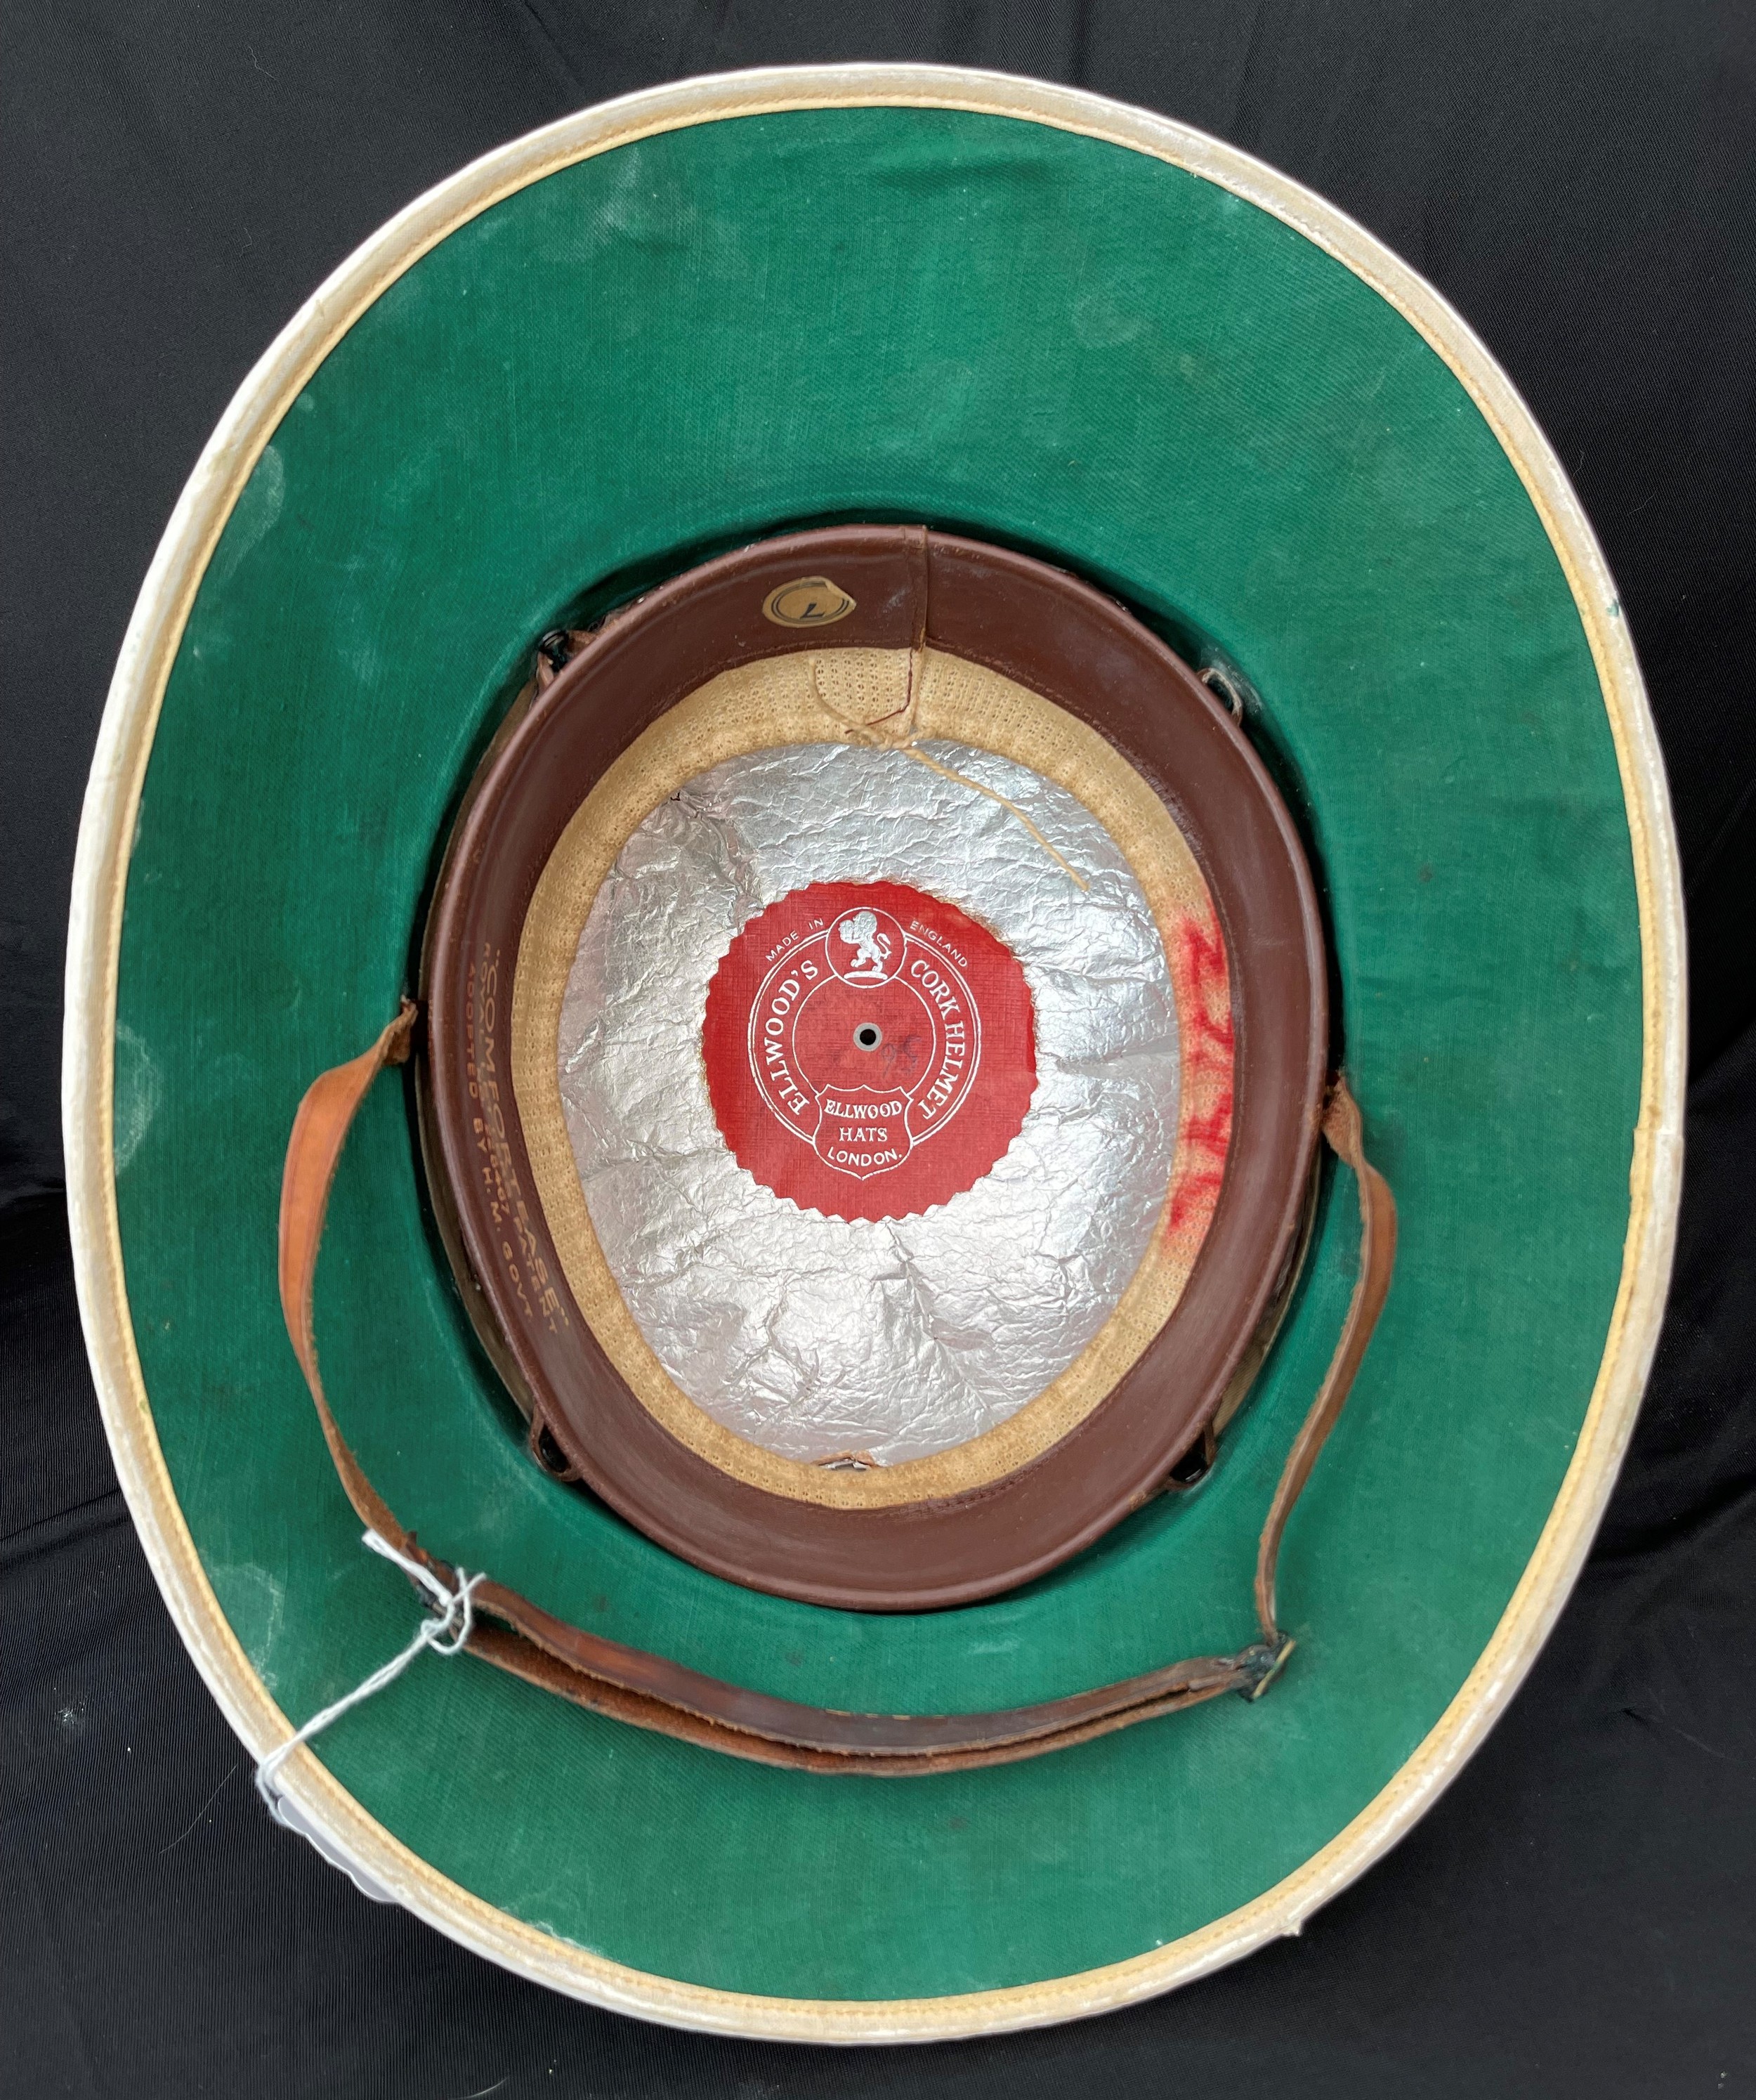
837,908,892,981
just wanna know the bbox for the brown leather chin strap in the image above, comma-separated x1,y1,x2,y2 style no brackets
278,1001,1396,1774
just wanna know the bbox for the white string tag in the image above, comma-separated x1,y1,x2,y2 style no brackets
254,1529,484,1900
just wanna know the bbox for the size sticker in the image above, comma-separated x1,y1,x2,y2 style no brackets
702,882,1037,1221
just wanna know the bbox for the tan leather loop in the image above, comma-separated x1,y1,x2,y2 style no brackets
276,1013,1394,1772
277,1000,419,1555
1254,1080,1398,1638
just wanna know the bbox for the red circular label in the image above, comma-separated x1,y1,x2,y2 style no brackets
702,882,1037,1221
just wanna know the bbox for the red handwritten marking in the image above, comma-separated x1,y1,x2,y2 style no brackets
1165,907,1236,1254
1181,1091,1235,1157
1168,1168,1226,1238
1178,918,1228,996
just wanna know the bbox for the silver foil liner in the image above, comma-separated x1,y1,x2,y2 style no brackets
558,741,1179,1466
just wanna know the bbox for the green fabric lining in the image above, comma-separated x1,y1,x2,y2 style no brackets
113,106,1640,2000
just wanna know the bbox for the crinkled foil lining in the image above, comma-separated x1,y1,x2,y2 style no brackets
558,742,1179,1466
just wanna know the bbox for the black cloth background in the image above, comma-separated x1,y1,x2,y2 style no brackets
4,5,1753,2092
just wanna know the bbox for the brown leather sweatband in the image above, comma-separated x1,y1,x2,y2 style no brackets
422,528,1332,1611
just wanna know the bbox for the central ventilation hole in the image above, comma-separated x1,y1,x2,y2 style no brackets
853,1023,882,1050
